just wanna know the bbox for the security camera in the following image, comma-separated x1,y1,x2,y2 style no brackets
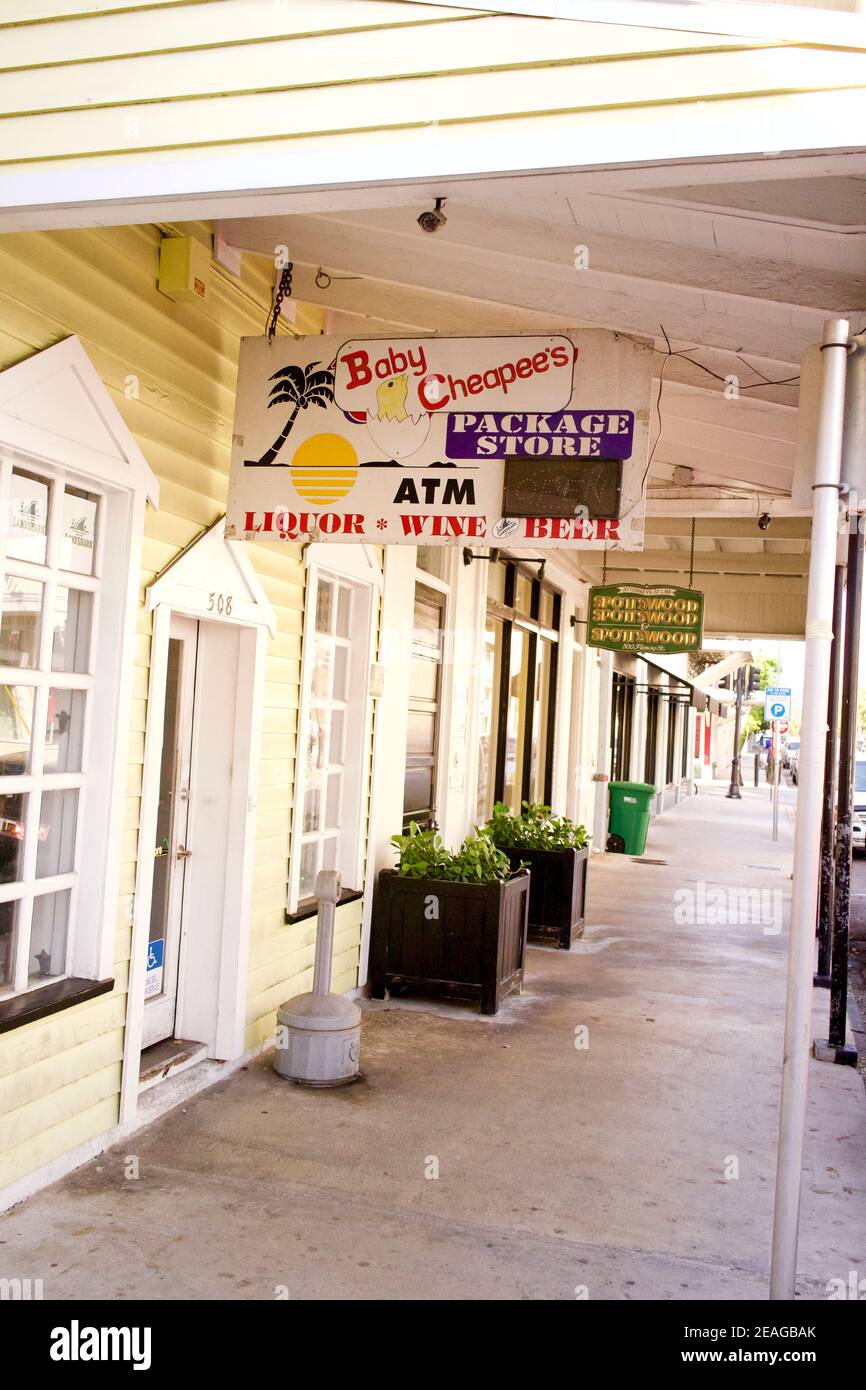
758,513,772,531
417,198,447,234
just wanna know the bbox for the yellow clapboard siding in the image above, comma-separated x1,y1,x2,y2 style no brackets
0,990,126,1080
246,931,361,1015
0,1,470,67
0,18,752,114
0,1028,124,1117
4,48,866,164
0,232,243,407
252,854,292,894
0,1095,119,1192
2,1060,122,1152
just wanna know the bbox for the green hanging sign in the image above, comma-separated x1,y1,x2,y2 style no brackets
587,583,704,654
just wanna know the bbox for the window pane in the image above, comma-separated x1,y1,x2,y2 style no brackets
413,593,443,652
515,573,533,616
416,546,445,580
315,580,333,634
404,765,434,817
487,560,506,604
303,784,321,834
29,890,71,983
407,709,436,757
333,645,348,702
311,639,333,699
305,708,328,772
330,708,345,762
321,836,338,870
0,684,35,774
325,771,341,829
7,469,49,565
0,900,17,989
0,792,26,884
539,588,556,629
60,486,98,576
299,840,318,900
52,587,92,673
409,655,438,702
336,585,351,639
1,575,43,669
44,688,86,773
36,788,78,878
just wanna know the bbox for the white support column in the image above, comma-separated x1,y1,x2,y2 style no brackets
687,706,697,795
672,700,684,803
655,691,670,815
630,659,648,784
770,318,849,1300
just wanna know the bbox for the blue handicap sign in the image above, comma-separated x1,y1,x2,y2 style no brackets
147,938,164,972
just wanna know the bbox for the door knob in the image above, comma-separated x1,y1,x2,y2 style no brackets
176,845,192,860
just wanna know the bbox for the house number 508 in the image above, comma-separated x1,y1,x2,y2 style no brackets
208,592,233,615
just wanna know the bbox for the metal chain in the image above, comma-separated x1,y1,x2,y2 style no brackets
688,516,696,588
267,262,293,344
602,545,608,586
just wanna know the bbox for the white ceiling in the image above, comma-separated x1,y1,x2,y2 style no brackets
221,148,865,622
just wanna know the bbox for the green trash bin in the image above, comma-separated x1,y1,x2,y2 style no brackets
607,781,656,855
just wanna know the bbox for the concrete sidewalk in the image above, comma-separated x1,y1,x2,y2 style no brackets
3,783,865,1300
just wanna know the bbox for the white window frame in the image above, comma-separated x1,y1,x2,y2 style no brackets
287,546,380,914
0,337,158,1001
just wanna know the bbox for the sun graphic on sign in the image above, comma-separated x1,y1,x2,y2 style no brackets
289,433,359,504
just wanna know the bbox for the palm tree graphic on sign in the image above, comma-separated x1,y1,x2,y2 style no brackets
246,360,335,466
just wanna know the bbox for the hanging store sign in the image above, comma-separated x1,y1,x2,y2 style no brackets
334,336,575,415
587,583,704,653
227,331,653,549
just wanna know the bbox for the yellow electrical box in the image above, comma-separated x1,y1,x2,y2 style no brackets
158,235,211,304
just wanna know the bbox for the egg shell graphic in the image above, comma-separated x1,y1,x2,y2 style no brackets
366,411,432,460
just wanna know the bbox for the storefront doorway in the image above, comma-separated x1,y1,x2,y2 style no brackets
141,615,241,1051
119,519,275,1122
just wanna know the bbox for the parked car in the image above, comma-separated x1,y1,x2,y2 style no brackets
787,737,801,784
853,756,866,856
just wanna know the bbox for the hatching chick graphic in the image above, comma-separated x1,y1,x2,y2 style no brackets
376,374,409,422
366,373,432,459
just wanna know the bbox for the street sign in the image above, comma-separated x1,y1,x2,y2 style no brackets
764,686,792,722
586,583,704,653
227,330,654,548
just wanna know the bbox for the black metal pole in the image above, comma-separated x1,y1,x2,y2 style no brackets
815,565,845,987
726,667,744,799
828,527,863,1060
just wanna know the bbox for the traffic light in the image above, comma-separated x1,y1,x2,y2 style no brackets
747,665,762,695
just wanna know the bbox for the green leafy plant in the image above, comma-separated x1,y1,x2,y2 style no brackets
390,822,520,883
486,801,589,852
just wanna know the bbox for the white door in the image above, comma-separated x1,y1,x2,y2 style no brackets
142,615,197,1049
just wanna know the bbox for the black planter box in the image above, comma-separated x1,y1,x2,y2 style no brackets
369,869,530,1015
505,844,589,949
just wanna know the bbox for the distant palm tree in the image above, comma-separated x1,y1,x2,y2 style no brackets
248,360,335,466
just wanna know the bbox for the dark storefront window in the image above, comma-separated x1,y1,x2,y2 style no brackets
610,672,635,782
645,687,660,787
476,559,561,820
